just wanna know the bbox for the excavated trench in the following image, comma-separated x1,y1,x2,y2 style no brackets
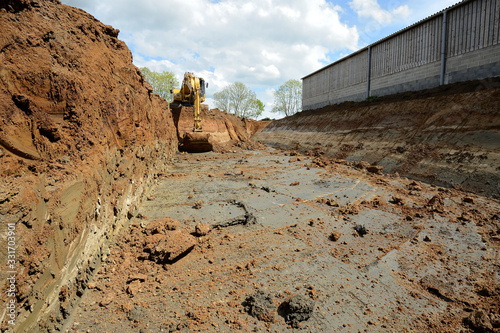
255,78,500,200
0,1,499,333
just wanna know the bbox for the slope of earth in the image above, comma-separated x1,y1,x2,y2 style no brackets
171,106,270,152
68,148,499,333
0,0,178,331
255,78,500,199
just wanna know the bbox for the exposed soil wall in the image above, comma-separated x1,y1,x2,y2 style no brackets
256,78,500,199
0,1,178,331
0,1,267,331
171,105,270,152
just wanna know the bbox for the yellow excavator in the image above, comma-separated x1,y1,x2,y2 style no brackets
170,72,212,152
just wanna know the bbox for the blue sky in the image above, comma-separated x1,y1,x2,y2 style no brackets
61,0,460,119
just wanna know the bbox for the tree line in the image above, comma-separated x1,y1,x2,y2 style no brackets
140,67,302,119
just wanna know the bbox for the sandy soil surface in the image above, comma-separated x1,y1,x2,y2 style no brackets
65,147,499,333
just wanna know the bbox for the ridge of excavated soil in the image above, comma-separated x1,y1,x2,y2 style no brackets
0,1,178,331
255,77,500,199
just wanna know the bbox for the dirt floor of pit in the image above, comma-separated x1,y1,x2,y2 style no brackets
64,147,499,333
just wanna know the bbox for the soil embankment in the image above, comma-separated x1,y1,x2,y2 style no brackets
0,1,256,331
171,105,269,152
0,0,178,331
255,79,500,198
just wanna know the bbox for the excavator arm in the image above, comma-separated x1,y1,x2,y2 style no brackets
172,72,206,131
170,72,211,152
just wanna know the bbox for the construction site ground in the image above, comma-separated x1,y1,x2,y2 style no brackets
66,147,500,333
1,2,499,332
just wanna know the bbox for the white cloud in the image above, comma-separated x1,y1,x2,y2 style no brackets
349,0,411,25
62,0,359,118
406,0,461,24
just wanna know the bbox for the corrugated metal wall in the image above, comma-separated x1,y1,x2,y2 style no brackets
330,51,368,88
447,0,500,55
303,0,500,110
370,15,442,78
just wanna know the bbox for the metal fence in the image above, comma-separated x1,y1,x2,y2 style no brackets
302,0,500,110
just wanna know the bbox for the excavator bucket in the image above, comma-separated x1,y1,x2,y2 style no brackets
171,104,213,153
180,132,213,153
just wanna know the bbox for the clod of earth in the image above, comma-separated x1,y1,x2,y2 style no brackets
193,200,203,209
144,217,180,234
354,224,368,237
390,196,405,205
366,165,383,174
146,229,197,264
463,310,494,332
244,291,276,323
279,295,314,328
329,231,342,241
194,222,211,236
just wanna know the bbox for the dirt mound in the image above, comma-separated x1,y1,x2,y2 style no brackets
255,77,500,198
171,105,269,152
0,0,176,164
0,1,177,331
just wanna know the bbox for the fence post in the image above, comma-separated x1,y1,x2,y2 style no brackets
440,10,448,85
367,46,372,98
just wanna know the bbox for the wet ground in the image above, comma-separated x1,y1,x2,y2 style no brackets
65,148,500,332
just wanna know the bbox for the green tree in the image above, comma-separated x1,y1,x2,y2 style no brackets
140,67,178,102
272,79,302,117
213,82,264,119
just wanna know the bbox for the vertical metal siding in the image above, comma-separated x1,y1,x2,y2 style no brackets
303,0,499,107
446,0,499,56
495,0,500,44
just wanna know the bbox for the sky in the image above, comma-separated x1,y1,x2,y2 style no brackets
61,0,461,119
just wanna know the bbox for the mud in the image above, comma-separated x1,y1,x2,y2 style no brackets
64,149,499,333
